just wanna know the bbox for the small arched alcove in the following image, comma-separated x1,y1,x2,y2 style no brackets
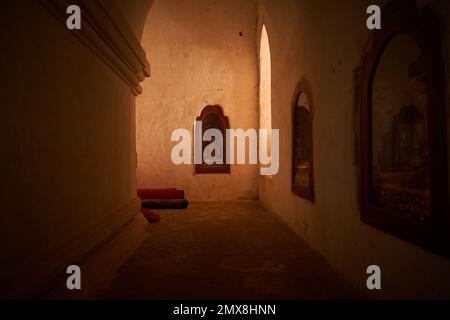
292,79,315,202
195,105,231,175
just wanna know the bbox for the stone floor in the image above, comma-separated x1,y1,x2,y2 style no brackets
102,202,359,300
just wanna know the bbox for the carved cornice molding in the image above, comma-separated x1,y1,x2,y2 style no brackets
40,0,150,95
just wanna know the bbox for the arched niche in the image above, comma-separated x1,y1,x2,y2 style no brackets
292,78,315,202
195,105,231,175
357,0,449,257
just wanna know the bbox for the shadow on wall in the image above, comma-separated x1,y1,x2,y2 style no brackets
0,0,155,298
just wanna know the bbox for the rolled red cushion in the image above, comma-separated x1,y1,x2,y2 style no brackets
140,208,161,223
173,189,185,199
137,188,184,200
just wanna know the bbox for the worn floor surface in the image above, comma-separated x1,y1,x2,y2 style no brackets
102,202,359,300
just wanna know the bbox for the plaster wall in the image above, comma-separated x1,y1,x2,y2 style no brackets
137,0,259,201
115,0,155,40
258,0,450,299
0,1,146,297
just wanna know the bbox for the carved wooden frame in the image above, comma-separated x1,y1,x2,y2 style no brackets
357,0,449,257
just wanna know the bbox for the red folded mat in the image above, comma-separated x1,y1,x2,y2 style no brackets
140,208,161,223
137,188,185,200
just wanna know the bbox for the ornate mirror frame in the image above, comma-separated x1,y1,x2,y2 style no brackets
194,105,231,175
292,78,315,202
357,0,449,257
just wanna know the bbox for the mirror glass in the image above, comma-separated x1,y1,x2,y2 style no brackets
371,34,430,222
293,92,312,189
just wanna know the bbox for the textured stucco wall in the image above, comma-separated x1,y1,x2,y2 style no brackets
137,0,259,201
0,1,147,297
258,0,450,299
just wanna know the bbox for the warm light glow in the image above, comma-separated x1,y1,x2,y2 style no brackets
259,25,272,132
259,25,272,175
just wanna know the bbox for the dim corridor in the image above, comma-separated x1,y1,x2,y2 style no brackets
102,202,359,299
